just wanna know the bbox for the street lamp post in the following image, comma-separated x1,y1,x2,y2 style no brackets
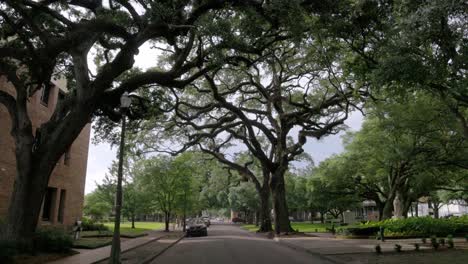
109,92,132,264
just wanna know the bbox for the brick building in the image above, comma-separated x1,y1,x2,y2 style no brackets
0,75,90,227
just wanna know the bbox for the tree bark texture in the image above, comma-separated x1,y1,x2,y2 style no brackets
258,186,272,232
270,171,293,234
382,196,395,220
164,212,170,232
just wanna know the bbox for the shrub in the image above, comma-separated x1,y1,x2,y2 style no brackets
34,228,73,253
447,239,454,249
414,243,420,251
81,218,109,232
0,240,19,263
347,216,468,238
336,226,380,236
394,244,402,252
447,235,454,249
438,238,445,246
375,244,382,254
430,236,439,250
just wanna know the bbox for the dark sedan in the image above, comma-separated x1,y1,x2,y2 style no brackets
186,220,208,237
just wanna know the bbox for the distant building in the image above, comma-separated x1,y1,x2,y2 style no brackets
0,75,90,227
409,199,468,218
344,199,468,224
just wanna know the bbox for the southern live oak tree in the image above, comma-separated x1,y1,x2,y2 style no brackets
141,31,368,233
315,94,468,220
328,0,467,139
0,0,300,241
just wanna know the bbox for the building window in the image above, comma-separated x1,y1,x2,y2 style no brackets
57,190,66,223
40,85,52,106
64,147,71,166
42,187,57,221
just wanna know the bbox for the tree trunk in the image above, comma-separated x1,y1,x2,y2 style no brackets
402,199,413,218
4,167,48,242
131,214,135,229
4,97,94,242
255,211,260,227
270,172,293,234
433,203,440,219
164,212,170,232
4,134,61,242
415,202,419,217
382,192,396,220
376,201,384,221
320,212,325,223
258,187,273,232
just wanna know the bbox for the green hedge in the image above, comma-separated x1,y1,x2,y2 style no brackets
337,216,468,238
34,228,73,253
81,217,109,232
336,226,380,236
1,228,73,262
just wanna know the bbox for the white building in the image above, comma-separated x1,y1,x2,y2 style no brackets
409,200,468,218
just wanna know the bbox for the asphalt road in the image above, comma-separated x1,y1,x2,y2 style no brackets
151,224,331,264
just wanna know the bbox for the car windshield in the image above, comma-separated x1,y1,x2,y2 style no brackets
188,219,204,225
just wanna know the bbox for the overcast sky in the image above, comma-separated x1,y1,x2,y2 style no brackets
84,44,364,194
84,112,363,194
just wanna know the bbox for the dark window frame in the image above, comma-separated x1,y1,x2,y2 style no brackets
57,189,66,223
40,85,52,106
42,187,57,221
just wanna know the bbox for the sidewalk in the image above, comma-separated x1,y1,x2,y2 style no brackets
48,230,168,264
276,236,468,264
278,236,467,254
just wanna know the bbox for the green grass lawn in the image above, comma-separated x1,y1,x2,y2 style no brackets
103,221,165,236
74,222,165,248
73,237,113,249
242,222,332,232
79,222,165,239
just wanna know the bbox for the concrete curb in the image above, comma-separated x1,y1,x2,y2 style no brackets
274,237,344,264
141,234,185,264
90,234,168,264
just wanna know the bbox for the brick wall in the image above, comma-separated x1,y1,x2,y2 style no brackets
0,75,90,228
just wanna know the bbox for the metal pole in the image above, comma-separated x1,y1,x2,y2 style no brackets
183,189,187,232
109,113,126,264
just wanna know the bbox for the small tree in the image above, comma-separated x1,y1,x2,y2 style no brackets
122,182,149,229
136,155,191,232
228,182,260,224
83,192,112,221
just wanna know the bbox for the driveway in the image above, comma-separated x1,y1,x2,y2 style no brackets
150,224,332,264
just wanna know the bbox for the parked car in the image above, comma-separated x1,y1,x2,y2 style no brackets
231,217,245,223
186,219,208,237
201,217,211,227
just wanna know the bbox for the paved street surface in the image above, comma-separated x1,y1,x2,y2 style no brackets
151,224,331,264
